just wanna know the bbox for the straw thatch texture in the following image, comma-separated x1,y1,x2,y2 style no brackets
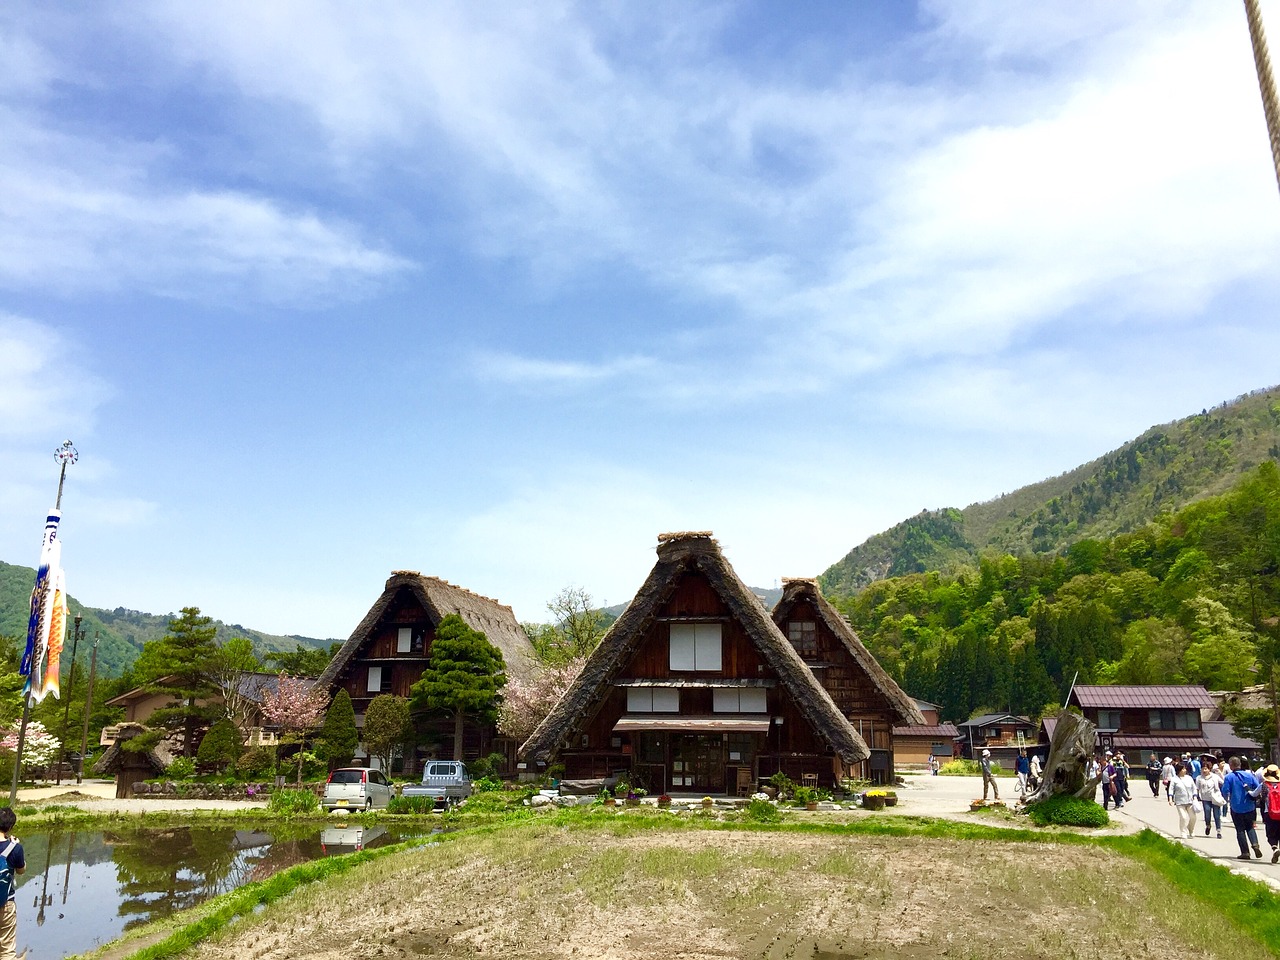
773,578,925,725
93,723,173,776
319,572,536,691
520,533,870,764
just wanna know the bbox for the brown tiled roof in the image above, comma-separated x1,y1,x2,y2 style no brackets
892,724,960,738
1072,685,1216,709
1111,735,1209,750
1201,720,1263,753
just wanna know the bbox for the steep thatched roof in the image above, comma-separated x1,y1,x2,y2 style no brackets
521,533,870,764
318,571,535,690
772,578,925,726
92,723,173,776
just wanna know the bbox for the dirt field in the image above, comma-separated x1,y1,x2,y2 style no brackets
180,823,1237,960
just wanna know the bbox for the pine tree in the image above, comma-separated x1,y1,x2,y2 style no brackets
316,688,358,770
129,607,221,756
411,614,507,760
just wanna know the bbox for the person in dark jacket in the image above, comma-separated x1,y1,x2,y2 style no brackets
1146,755,1162,796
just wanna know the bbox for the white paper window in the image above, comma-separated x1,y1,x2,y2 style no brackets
669,623,722,671
627,687,680,712
713,688,767,712
367,666,383,693
397,627,412,653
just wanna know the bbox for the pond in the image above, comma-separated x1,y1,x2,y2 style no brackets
13,822,424,959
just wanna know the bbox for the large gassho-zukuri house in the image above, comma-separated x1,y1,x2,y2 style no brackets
521,532,912,794
319,570,536,773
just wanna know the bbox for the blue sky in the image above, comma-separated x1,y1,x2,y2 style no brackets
3,1,1280,640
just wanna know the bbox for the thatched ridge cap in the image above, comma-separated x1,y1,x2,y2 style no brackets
780,576,817,585
385,571,513,613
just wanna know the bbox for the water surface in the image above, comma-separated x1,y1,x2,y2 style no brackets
14,822,418,959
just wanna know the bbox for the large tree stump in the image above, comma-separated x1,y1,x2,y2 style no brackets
1022,711,1099,805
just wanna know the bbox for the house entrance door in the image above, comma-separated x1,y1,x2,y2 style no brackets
670,735,725,793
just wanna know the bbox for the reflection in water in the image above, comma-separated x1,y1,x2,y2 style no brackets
15,823,414,960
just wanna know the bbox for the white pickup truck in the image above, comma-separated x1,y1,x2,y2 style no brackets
400,760,473,808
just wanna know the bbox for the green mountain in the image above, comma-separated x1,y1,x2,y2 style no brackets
821,385,1280,595
0,560,336,677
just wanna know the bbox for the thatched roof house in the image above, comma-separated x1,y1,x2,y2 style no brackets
320,571,535,773
93,723,175,798
521,533,869,793
771,578,924,780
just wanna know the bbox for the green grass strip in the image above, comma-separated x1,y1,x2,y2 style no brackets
113,837,429,960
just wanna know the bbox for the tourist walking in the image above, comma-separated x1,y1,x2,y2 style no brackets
929,755,940,776
0,807,26,960
1196,762,1224,839
1161,756,1176,800
980,749,999,801
1100,755,1116,810
1114,752,1130,805
1170,762,1198,838
1015,750,1029,796
1029,752,1042,790
1146,754,1162,796
1258,765,1280,863
1223,756,1264,861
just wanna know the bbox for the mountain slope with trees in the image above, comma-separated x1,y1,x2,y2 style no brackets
822,385,1280,594
0,560,334,676
831,462,1280,740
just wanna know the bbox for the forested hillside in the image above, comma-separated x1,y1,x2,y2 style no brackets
832,463,1280,739
822,385,1280,593
0,561,334,677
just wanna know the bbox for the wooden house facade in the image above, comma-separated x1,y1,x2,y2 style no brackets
520,533,870,794
770,578,925,782
319,570,535,774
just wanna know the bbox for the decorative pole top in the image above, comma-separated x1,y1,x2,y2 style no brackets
54,440,77,510
54,440,78,467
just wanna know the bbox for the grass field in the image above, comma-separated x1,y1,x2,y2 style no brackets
161,815,1270,960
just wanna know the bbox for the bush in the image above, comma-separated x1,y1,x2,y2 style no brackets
387,795,437,815
197,719,244,774
268,788,319,815
166,757,197,780
237,747,277,779
939,759,1000,776
768,771,796,799
743,798,782,823
467,752,508,780
1025,794,1109,828
472,776,503,793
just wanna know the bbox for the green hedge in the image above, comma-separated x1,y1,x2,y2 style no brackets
1025,794,1109,827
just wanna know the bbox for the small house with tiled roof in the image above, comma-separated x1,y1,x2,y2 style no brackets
320,571,535,774
521,533,870,794
1068,684,1260,763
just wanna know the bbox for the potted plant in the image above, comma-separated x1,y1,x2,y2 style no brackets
701,796,714,809
883,789,898,807
793,786,818,811
599,789,615,807
862,789,887,811
657,794,672,808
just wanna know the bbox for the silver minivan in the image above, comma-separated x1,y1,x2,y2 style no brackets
322,767,395,812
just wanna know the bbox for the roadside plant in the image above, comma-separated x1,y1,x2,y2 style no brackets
268,788,319,815
1025,794,1109,828
388,795,436,815
165,756,197,780
744,797,782,823
472,776,503,793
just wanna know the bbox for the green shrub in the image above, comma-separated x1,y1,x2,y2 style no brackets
472,776,503,793
939,759,1000,776
768,771,796,799
467,752,508,780
743,798,782,823
197,719,245,773
237,747,277,778
1025,794,1109,827
387,795,437,815
166,757,197,780
268,788,319,815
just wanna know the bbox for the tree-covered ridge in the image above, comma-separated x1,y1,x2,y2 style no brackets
0,560,334,676
822,385,1280,594
832,463,1280,733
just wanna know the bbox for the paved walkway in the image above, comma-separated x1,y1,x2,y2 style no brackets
894,773,1280,887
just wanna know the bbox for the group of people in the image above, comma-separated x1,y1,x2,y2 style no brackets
1152,753,1280,861
1089,750,1132,809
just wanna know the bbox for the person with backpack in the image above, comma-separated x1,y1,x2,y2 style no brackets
1223,756,1264,861
1258,765,1280,863
0,806,26,960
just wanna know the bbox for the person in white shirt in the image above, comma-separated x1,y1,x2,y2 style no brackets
1170,763,1198,839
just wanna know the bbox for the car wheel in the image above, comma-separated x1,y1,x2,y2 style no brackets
365,798,373,811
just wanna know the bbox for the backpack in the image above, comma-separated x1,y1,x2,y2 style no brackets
0,839,17,901
1263,781,1280,818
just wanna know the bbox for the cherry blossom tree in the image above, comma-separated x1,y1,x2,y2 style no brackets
260,673,329,785
1,721,61,780
497,656,586,743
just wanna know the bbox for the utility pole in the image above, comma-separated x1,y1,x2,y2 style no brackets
55,615,82,785
77,632,99,785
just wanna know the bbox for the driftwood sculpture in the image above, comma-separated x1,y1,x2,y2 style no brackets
1022,710,1099,805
